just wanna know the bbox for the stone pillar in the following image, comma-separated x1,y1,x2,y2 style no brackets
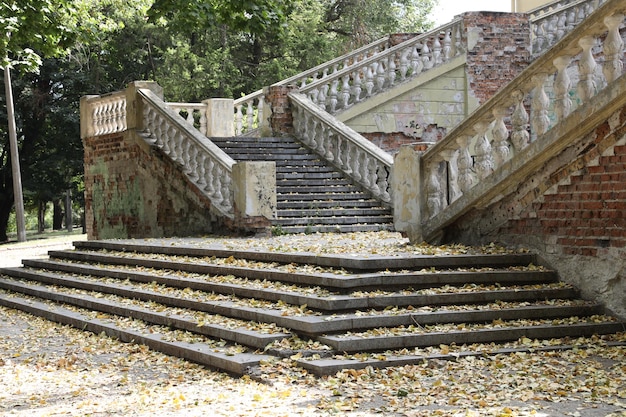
125,81,164,131
266,85,297,136
392,145,423,243
203,98,234,137
232,161,277,221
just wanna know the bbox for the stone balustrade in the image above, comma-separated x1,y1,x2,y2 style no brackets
80,91,127,138
530,0,608,55
299,19,464,116
289,92,394,204
167,103,208,136
138,88,236,217
232,36,391,136
414,0,625,241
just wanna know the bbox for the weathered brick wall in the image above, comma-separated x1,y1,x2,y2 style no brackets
446,104,626,318
83,131,227,240
463,12,531,105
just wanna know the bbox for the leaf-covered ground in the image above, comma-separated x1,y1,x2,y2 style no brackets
1,232,625,416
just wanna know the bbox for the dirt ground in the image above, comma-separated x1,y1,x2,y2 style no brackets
0,234,624,416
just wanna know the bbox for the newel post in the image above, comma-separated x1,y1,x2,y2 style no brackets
392,145,424,243
125,81,163,131
203,98,234,137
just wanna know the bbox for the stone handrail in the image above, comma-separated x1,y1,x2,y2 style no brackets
530,0,608,55
138,88,236,217
167,102,208,136
299,19,464,116
289,91,394,204
232,36,391,136
418,0,625,241
80,91,127,138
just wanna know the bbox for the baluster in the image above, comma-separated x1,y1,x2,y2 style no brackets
410,45,423,76
257,97,264,128
388,54,397,87
351,147,362,182
456,134,474,194
375,60,386,92
352,69,362,102
510,90,530,152
535,21,546,52
195,153,207,188
377,165,391,202
399,48,410,80
433,34,442,65
422,41,432,70
546,15,558,46
339,138,352,174
426,159,443,218
318,84,328,110
566,8,576,29
441,149,461,203
359,152,372,188
198,110,207,136
246,101,255,132
557,12,567,40
340,75,351,110
203,159,215,196
365,64,375,97
492,107,510,169
531,73,550,138
235,104,243,136
454,24,463,54
575,5,585,25
309,89,319,109
473,121,493,180
553,55,573,122
443,30,452,61
577,36,597,102
186,145,198,179
329,79,339,114
220,173,232,211
602,14,624,84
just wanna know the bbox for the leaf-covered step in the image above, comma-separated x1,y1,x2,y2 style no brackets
0,276,289,349
317,317,624,352
71,240,538,271
15,259,568,312
0,289,270,375
296,339,626,376
35,252,554,291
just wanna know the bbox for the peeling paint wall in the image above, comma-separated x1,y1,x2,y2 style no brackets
83,131,226,240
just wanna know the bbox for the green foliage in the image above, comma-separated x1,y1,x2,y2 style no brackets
0,0,76,72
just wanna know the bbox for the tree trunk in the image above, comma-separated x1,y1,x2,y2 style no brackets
53,198,64,230
0,195,12,242
65,189,73,232
38,199,46,233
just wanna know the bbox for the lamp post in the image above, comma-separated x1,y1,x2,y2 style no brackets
4,64,27,242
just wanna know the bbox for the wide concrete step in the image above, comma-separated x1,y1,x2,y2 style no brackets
276,208,391,218
1,239,623,376
273,215,394,226
277,200,383,210
0,285,271,375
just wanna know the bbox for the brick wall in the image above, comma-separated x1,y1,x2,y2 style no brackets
463,12,531,104
446,104,626,318
83,131,228,240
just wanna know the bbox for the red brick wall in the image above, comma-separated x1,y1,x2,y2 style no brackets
83,131,229,240
462,12,531,104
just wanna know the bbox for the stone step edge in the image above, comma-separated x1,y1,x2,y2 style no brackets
295,340,626,376
26,255,555,291
0,275,289,350
72,240,538,271
317,322,626,352
0,291,270,375
0,267,588,335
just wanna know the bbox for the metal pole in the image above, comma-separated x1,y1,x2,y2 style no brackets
4,65,27,242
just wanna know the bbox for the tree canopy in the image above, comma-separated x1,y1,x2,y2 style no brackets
0,0,437,240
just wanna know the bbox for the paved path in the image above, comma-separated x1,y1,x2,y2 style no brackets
0,234,87,268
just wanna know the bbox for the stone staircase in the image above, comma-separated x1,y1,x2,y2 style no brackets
0,239,623,376
210,136,394,233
